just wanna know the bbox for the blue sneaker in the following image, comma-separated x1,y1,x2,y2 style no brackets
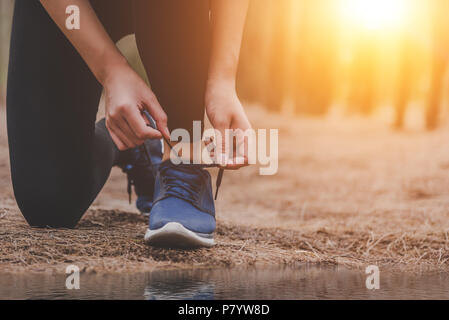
144,161,217,248
118,139,162,216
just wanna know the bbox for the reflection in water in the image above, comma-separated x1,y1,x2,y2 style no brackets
144,282,214,300
0,265,448,300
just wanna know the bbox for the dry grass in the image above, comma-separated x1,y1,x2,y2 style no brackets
1,106,449,274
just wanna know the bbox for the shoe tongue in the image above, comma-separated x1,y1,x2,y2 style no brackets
160,160,201,172
160,161,204,188
170,168,200,182
154,161,216,216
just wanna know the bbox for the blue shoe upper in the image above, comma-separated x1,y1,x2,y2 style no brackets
149,161,216,234
118,138,162,214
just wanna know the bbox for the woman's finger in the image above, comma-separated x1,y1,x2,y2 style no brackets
142,92,170,140
213,124,230,167
108,119,135,149
204,136,214,147
218,125,251,169
106,120,129,151
235,129,249,165
231,115,252,166
125,107,162,140
116,115,145,146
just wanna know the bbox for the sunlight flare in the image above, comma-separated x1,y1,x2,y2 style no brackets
341,0,408,30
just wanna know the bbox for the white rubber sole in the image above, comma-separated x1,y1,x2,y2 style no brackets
144,222,215,248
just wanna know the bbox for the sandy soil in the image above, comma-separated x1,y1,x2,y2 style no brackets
1,106,449,274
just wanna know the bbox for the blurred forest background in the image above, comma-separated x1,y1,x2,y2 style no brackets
1,0,449,129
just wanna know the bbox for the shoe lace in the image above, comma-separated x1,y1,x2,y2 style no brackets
123,154,224,206
160,164,210,204
122,164,135,205
140,134,225,201
138,110,224,201
121,145,156,204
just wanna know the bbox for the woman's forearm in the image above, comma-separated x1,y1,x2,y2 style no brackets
40,0,128,84
40,0,170,147
209,0,249,86
206,0,251,168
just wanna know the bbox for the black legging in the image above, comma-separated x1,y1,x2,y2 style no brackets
7,0,211,228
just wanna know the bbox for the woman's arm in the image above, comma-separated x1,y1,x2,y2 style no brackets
40,0,124,83
39,0,169,150
208,0,249,84
206,0,251,168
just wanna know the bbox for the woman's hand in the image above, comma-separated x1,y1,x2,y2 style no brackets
39,0,170,151
103,64,170,150
207,0,249,169
206,80,252,169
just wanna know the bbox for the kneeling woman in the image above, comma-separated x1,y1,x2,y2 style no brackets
7,0,251,247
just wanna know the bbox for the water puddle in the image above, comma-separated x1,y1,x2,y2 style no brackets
1,265,448,299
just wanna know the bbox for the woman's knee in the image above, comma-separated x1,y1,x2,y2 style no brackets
13,186,83,229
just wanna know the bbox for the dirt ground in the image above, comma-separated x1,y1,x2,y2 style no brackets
1,106,449,274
